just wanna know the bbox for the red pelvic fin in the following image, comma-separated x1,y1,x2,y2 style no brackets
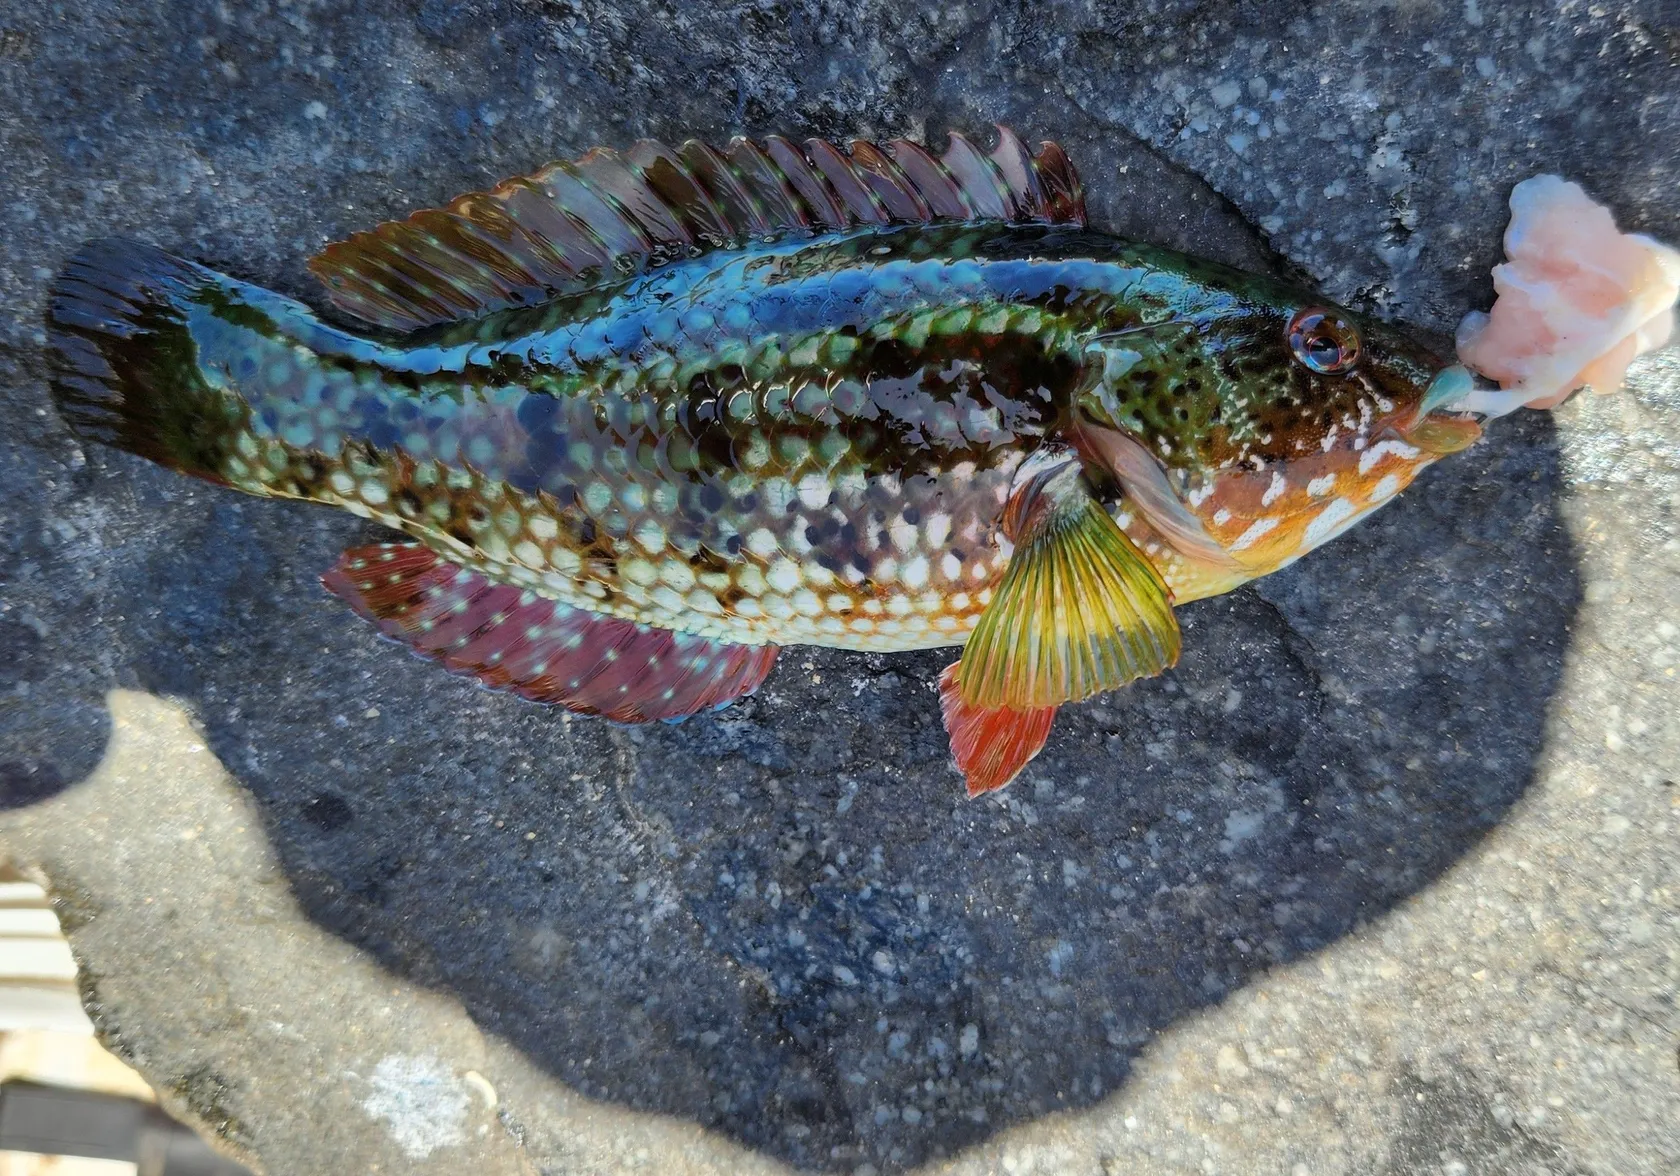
938,662,1056,797
322,543,778,723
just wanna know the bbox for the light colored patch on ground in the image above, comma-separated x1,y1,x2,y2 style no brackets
357,1053,470,1160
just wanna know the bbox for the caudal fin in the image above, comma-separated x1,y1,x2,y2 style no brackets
47,238,229,480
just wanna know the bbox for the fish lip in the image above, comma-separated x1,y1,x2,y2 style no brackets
1415,363,1517,423
1416,364,1481,416
1402,365,1487,455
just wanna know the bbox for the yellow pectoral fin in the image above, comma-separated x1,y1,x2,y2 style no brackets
959,463,1180,710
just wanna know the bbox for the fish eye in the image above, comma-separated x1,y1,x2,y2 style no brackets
1287,307,1361,374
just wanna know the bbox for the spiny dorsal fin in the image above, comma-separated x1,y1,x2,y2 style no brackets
307,127,1087,332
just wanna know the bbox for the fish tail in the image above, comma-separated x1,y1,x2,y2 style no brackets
47,238,237,482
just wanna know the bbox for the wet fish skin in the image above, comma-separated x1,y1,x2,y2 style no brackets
56,225,1461,646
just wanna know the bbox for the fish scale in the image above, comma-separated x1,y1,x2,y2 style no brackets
174,225,1191,650
47,130,1485,793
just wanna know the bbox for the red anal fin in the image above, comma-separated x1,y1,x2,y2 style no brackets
938,662,1056,797
322,543,778,723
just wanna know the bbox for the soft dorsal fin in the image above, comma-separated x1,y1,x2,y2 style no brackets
308,127,1087,331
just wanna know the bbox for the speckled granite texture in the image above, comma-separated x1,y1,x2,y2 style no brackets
1,2,1676,1174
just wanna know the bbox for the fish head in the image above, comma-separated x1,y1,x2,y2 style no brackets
1076,269,1484,586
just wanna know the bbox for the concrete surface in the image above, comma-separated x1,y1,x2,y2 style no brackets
1,1,1676,1173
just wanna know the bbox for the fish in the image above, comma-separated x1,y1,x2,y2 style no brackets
46,128,1486,796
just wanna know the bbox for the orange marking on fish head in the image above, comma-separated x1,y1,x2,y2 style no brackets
1190,405,1480,576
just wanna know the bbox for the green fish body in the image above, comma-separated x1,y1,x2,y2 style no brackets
48,131,1483,792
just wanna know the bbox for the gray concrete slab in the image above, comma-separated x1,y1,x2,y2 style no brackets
1,2,1675,1173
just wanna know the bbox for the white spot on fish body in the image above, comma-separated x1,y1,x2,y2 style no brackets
1358,439,1421,475
1229,517,1279,552
889,518,919,552
1307,473,1337,497
797,473,830,509
767,559,801,593
1262,471,1288,506
923,512,951,547
762,477,794,514
747,528,778,557
687,588,724,615
941,553,963,580
1369,473,1402,501
1213,508,1232,525
633,519,666,553
660,559,696,591
804,561,834,588
1302,498,1358,548
583,482,613,513
834,468,867,496
901,555,930,589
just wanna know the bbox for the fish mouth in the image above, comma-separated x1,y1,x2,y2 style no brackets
1402,364,1490,455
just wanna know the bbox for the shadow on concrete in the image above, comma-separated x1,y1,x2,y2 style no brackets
5,398,1578,1172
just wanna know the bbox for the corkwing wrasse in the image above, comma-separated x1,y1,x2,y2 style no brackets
48,129,1483,793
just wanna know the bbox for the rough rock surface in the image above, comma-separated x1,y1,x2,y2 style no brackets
2,2,1677,1174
